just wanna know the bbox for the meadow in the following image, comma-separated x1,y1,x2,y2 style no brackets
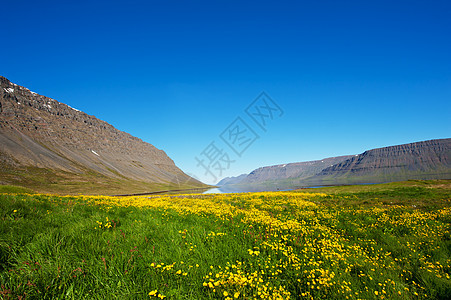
0,180,450,299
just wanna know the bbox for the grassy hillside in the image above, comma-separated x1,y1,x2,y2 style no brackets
0,185,35,194
0,181,450,299
0,165,208,195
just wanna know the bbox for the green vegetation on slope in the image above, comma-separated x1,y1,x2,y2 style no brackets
0,185,35,194
0,165,207,195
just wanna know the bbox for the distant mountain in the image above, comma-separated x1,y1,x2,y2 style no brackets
241,156,354,185
220,139,451,190
309,138,451,185
217,174,247,186
216,155,353,189
0,76,206,194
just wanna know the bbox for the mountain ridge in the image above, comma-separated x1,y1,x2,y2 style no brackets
218,138,451,189
216,174,248,186
216,155,354,187
0,76,205,194
242,155,354,184
310,138,451,185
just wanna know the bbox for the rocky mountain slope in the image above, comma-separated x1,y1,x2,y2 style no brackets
0,76,205,194
310,138,451,185
219,139,450,189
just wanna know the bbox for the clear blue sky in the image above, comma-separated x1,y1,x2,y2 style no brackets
2,0,450,184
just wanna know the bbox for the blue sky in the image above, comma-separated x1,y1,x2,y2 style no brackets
2,0,450,184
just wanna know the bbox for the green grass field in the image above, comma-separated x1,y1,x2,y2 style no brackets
0,166,209,196
0,180,450,299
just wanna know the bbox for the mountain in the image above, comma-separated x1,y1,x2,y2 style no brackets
309,138,451,185
241,155,354,185
219,139,451,190
0,76,206,194
215,155,353,189
217,174,247,186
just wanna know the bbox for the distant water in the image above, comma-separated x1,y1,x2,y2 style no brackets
203,188,226,194
203,183,381,194
203,186,291,194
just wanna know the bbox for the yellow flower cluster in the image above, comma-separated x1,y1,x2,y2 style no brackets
203,261,291,299
148,289,165,299
149,261,194,276
206,231,227,240
95,216,113,229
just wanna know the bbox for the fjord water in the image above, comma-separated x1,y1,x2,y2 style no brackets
203,183,382,194
203,186,292,194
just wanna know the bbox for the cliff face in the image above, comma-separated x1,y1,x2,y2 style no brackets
218,139,451,190
0,76,203,193
314,139,451,183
